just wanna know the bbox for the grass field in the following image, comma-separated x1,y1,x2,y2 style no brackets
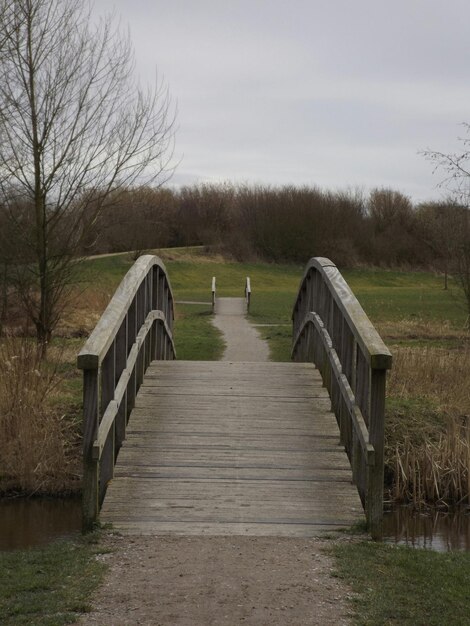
3,248,468,500
331,539,470,625
0,533,107,626
2,249,469,625
72,250,468,353
71,250,470,507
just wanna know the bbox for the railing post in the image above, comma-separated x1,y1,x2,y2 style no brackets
367,367,387,539
100,343,116,504
82,367,100,531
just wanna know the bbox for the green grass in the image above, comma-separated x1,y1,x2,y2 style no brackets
173,304,224,360
163,257,300,360
331,540,470,625
75,253,467,361
76,253,134,289
343,268,467,327
0,534,107,625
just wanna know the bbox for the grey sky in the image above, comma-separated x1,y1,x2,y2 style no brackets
95,0,470,202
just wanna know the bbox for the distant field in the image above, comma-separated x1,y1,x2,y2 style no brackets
74,250,467,361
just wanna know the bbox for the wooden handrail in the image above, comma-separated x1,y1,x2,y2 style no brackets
245,277,251,312
291,257,392,539
211,276,216,312
78,255,175,530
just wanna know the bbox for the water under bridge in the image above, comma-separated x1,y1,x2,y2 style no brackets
78,256,392,539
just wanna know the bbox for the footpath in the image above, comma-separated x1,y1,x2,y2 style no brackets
212,297,270,362
76,300,354,626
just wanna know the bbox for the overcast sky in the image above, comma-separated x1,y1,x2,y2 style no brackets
94,0,470,202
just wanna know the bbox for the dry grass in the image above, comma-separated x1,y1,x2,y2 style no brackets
0,337,80,494
393,419,470,506
388,346,470,413
378,318,467,345
57,287,112,337
386,345,470,507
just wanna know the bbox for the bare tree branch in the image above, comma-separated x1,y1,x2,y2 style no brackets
0,0,176,352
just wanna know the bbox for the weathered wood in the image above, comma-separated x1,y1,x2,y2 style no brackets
82,369,99,531
78,256,175,529
77,255,174,370
81,256,389,541
100,361,364,536
293,258,392,369
292,257,391,539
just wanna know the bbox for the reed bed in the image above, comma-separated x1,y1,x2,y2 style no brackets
386,344,470,507
393,419,470,506
388,345,470,413
0,337,78,494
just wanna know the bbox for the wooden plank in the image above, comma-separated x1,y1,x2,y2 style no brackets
99,521,358,537
100,360,364,536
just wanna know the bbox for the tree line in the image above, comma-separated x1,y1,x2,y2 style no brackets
3,182,470,339
71,183,466,271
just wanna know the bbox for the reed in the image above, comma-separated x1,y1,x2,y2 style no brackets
393,418,470,506
388,345,470,413
386,345,470,506
0,337,78,494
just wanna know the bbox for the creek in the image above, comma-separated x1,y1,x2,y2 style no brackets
0,497,81,551
383,506,470,551
0,498,469,552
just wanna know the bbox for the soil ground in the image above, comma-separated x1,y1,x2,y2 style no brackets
76,534,355,625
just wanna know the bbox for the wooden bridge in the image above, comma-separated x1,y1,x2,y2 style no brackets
78,256,392,539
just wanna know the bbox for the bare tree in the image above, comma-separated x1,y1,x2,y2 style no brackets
423,130,470,325
0,0,175,353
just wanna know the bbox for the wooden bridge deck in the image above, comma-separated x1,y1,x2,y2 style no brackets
100,360,364,536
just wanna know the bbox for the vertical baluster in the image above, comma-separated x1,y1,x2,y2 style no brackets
100,342,115,504
356,350,370,427
151,266,160,360
115,318,127,451
368,367,387,540
82,368,99,530
127,298,137,420
136,283,146,390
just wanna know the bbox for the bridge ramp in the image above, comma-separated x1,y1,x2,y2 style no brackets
100,361,364,536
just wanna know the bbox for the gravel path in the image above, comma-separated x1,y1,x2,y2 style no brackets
212,298,270,362
77,535,354,625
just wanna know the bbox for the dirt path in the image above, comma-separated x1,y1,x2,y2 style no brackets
77,535,354,625
76,296,356,625
212,298,270,362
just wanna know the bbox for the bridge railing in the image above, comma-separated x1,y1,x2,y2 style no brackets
292,258,392,538
211,276,216,312
77,255,176,530
245,277,251,312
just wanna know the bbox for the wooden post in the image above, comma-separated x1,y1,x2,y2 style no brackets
367,367,387,540
100,343,115,504
82,368,100,531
